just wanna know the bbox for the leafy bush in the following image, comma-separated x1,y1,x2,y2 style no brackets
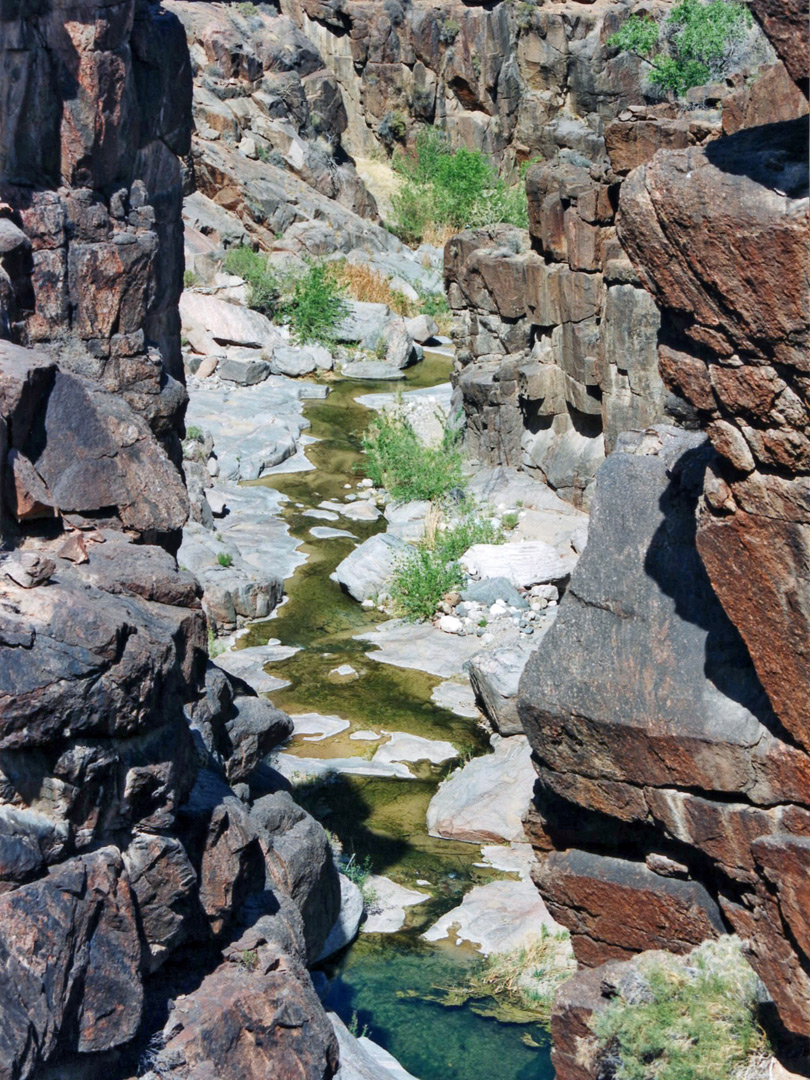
223,246,279,317
278,261,348,345
608,0,754,97
183,269,198,289
592,937,768,1080
391,512,503,621
224,250,347,345
217,552,233,568
361,413,464,503
390,128,528,244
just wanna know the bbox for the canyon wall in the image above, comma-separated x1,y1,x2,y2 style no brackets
516,4,810,1074
0,4,339,1078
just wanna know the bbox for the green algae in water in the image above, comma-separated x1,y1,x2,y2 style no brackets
323,937,555,1080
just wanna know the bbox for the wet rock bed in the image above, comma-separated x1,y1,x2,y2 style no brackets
181,350,584,1080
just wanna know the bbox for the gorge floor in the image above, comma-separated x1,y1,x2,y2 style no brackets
226,355,555,1080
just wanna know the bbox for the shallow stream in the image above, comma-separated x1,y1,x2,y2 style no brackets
238,354,555,1080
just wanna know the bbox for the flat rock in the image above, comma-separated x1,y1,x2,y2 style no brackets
422,879,558,955
426,735,535,844
271,344,332,377
430,680,480,718
478,843,536,881
310,527,356,539
341,362,406,381
383,500,431,542
335,533,409,602
362,876,429,934
291,713,351,742
358,620,482,679
318,875,364,963
460,541,576,589
274,753,414,781
304,508,340,521
214,642,298,695
372,732,457,766
341,501,381,522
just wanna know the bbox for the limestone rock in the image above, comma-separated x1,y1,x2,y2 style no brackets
335,533,410,602
467,646,532,736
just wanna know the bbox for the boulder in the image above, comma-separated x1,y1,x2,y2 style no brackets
270,344,333,376
224,696,293,783
405,314,439,343
334,301,391,344
123,834,198,973
467,646,532,735
218,355,271,385
180,291,284,350
426,734,535,844
460,541,575,589
318,874,364,961
461,576,528,609
422,878,558,955
0,848,143,1076
335,533,410,602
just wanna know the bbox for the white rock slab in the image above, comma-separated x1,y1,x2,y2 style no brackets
342,501,381,522
274,752,414,781
477,842,536,881
304,508,340,521
422,878,557,955
181,290,284,350
426,735,535,844
318,875,364,962
358,620,481,679
213,642,298,694
362,875,429,934
350,730,381,741
311,527,357,539
430,680,480,718
460,541,576,589
330,1013,422,1080
372,732,458,766
335,534,409,603
291,712,351,742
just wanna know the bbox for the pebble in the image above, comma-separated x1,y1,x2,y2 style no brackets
329,664,359,680
438,614,463,635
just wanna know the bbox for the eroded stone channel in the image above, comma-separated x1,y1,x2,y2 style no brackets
230,356,555,1080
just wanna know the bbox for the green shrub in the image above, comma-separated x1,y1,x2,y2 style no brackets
592,937,767,1080
217,552,233,568
390,128,528,243
361,413,464,503
223,246,279,317
439,16,460,43
608,0,754,97
391,512,503,621
278,261,348,346
183,269,198,289
236,2,258,15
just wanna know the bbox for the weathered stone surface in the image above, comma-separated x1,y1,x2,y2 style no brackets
123,834,198,974
0,848,143,1078
534,850,724,966
335,532,410,602
427,734,534,844
467,646,531,736
153,922,339,1080
224,696,293,783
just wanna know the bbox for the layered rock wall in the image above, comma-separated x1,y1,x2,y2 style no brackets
516,5,810,1073
0,4,341,1078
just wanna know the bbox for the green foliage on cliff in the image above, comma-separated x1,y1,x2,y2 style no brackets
390,129,528,244
592,937,768,1080
608,0,754,97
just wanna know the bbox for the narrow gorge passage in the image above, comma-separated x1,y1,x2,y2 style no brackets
230,356,555,1080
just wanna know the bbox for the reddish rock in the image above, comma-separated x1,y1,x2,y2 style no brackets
534,850,724,966
748,0,809,93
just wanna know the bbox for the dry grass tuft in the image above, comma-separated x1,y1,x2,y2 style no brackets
334,261,412,315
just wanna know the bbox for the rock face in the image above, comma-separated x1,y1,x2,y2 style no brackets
517,6,810,1063
0,5,341,1079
